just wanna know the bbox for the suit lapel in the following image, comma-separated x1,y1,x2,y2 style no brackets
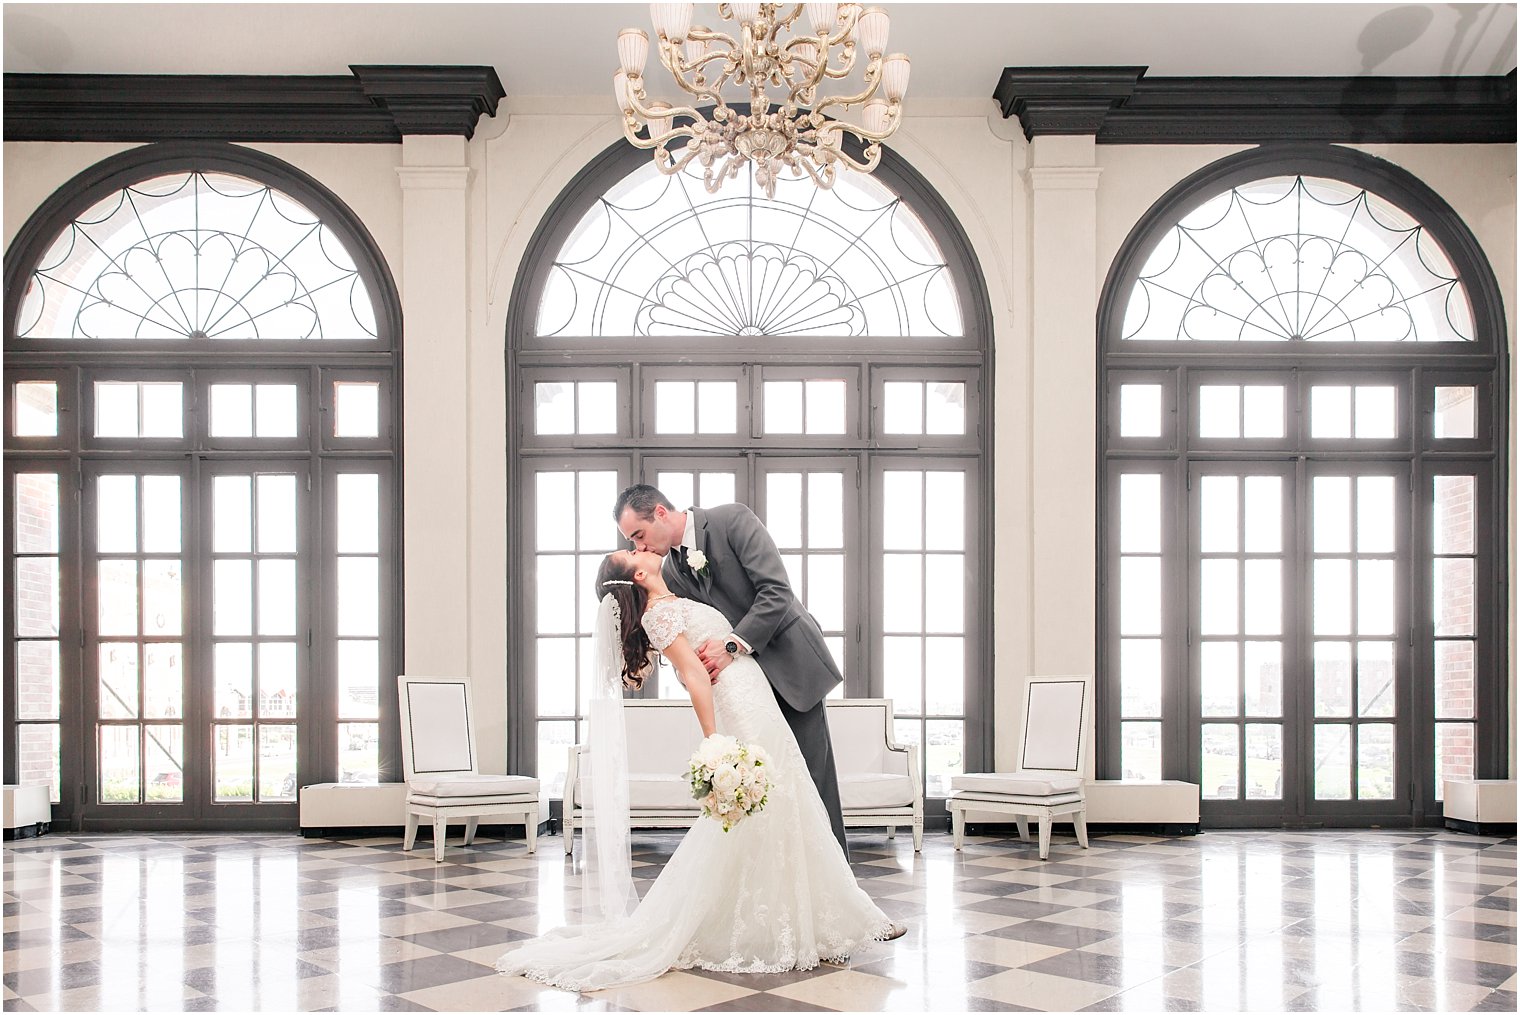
662,551,690,596
691,508,714,595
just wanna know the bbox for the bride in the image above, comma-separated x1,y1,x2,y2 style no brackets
495,549,901,992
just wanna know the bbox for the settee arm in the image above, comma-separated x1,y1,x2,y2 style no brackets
883,739,921,791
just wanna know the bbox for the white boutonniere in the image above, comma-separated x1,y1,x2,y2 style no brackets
687,549,710,577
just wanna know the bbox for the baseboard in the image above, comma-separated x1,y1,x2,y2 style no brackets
964,821,1201,837
2,822,49,841
1444,818,1518,837
300,821,545,840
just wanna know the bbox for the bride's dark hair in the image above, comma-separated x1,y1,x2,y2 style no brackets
595,553,653,690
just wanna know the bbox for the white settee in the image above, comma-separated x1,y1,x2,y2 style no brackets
564,698,922,852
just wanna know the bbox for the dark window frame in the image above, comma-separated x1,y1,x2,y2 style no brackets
506,140,994,825
3,141,404,831
1097,144,1509,828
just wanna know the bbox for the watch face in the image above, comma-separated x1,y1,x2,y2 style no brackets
724,641,739,654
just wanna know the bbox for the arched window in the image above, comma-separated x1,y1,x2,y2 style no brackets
1098,145,1507,826
509,146,991,820
4,143,402,830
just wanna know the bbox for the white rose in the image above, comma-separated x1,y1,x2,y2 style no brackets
687,549,708,571
696,735,731,769
713,767,740,796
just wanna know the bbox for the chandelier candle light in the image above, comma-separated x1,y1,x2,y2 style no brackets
614,3,910,198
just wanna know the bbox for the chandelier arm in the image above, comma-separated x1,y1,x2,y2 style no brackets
816,110,898,146
818,48,859,81
648,53,730,108
674,48,734,82
685,25,737,51
826,4,863,47
812,65,885,114
653,141,705,175
626,122,704,151
796,156,837,191
678,26,740,92
780,36,830,100
774,5,805,30
811,130,885,173
624,78,709,127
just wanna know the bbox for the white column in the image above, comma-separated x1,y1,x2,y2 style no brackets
397,135,472,677
1027,135,1101,715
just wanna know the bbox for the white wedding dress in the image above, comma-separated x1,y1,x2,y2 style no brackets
495,597,895,992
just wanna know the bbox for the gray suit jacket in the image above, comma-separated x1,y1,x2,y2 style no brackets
662,503,843,712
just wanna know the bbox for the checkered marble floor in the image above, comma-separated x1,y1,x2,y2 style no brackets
3,827,1515,1012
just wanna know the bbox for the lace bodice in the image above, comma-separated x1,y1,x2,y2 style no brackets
642,597,729,652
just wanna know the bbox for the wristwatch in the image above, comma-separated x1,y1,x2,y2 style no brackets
723,638,741,655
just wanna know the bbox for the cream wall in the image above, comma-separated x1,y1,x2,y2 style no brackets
3,104,1514,786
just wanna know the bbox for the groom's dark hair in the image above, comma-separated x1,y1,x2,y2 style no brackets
613,483,676,521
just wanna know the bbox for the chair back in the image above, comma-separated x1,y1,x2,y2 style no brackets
826,698,896,774
1019,676,1089,776
398,675,479,782
620,700,706,774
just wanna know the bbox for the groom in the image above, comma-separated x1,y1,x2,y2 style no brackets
614,484,850,859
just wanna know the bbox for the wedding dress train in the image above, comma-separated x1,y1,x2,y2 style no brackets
495,597,894,991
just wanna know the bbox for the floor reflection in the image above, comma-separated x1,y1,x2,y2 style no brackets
2,828,1513,1012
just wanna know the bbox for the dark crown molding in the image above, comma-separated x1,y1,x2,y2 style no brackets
994,67,1518,144
994,67,1147,137
3,65,506,143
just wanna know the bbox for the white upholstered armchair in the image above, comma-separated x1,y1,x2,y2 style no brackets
947,675,1090,860
398,675,540,861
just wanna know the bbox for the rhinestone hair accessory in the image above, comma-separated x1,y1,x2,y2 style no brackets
601,579,635,587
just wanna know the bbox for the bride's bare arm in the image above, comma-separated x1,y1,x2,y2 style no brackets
661,634,717,737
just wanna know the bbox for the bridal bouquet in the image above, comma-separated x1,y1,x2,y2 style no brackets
688,734,772,832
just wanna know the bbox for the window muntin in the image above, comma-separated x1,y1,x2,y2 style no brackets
17,172,378,342
1123,176,1473,344
537,161,962,339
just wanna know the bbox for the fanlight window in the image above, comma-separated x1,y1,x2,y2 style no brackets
17,172,378,341
538,160,962,338
1123,176,1473,343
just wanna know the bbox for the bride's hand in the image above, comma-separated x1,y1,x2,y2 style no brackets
697,638,734,682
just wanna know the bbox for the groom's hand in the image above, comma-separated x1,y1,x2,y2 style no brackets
697,639,735,683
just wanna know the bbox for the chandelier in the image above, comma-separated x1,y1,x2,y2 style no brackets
614,3,910,198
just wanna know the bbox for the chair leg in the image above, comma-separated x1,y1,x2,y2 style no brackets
433,816,447,863
463,817,479,846
913,813,923,853
951,805,965,850
1037,814,1052,860
563,813,575,855
886,825,896,839
525,812,537,854
1074,809,1089,849
403,812,419,852
1013,815,1030,843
